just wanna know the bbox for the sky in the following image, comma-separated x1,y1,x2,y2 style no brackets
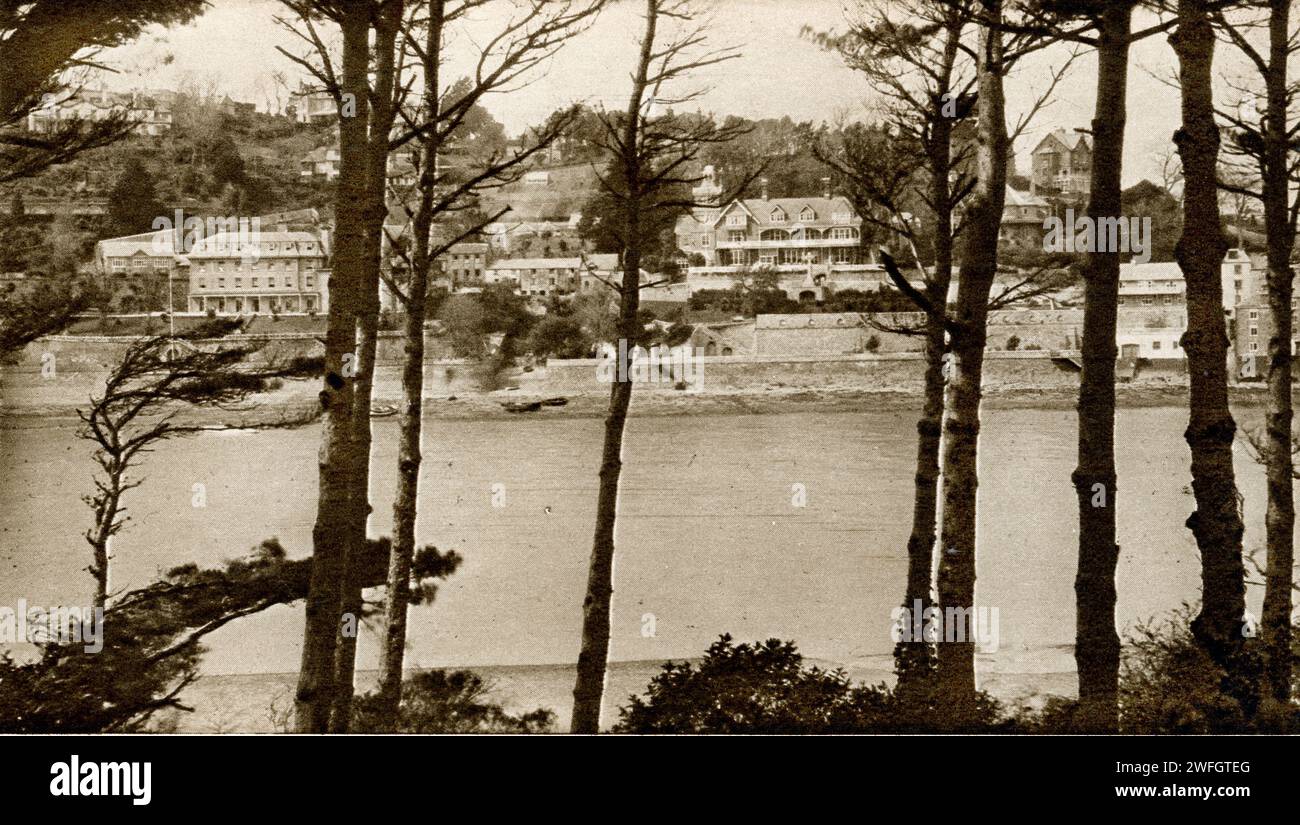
91,0,1231,187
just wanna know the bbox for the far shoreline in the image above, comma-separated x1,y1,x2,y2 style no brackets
0,381,1277,428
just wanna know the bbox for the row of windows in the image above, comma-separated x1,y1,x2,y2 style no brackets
1246,301,1300,320
193,295,319,313
110,258,170,271
196,275,315,289
195,259,317,273
719,227,861,242
726,210,856,227
1247,340,1300,353
1119,295,1178,306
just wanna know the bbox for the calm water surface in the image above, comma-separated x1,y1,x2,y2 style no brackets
0,406,1275,714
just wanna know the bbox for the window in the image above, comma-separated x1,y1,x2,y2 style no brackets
1250,326,1259,337
133,258,147,270
699,234,711,247
770,208,786,223
832,212,852,223
799,207,815,222
1251,342,1259,352
1152,341,1162,350
234,278,242,288
112,259,126,272
1249,310,1259,320
1142,296,1154,306
268,277,276,287
726,213,746,227
830,227,857,240
304,275,313,288
218,277,225,288
251,277,259,287
198,279,206,289
729,231,746,243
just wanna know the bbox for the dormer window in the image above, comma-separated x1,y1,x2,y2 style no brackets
770,207,786,223
726,213,746,227
800,207,816,222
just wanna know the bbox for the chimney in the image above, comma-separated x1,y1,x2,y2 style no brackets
822,176,832,199
760,177,769,200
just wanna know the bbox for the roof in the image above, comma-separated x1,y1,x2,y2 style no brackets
187,231,323,258
487,257,583,270
1120,261,1183,281
97,230,176,258
487,253,619,271
715,196,859,230
1034,129,1092,154
304,146,339,162
1004,186,1048,207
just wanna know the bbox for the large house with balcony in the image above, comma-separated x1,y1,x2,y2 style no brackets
1030,129,1092,198
675,168,871,300
186,229,330,315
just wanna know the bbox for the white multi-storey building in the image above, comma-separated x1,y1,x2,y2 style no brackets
186,229,330,315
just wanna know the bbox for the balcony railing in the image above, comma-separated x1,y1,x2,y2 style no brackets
715,237,860,250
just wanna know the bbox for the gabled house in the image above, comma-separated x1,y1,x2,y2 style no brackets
1031,129,1092,197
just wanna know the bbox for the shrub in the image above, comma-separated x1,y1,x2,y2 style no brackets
352,670,554,733
615,634,1005,734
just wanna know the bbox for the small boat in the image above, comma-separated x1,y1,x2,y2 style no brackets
370,404,398,418
540,397,568,407
501,401,542,413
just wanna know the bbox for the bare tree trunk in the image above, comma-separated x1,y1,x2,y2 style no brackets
1171,0,1257,716
376,0,446,729
1072,1,1131,733
895,115,954,696
327,0,403,733
330,312,376,733
1259,0,1294,708
570,0,656,734
934,0,1006,727
294,3,370,733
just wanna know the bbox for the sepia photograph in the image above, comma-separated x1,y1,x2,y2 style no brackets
0,0,1293,800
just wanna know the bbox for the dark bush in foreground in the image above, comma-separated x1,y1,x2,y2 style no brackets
615,634,1004,734
1006,607,1298,734
352,670,554,734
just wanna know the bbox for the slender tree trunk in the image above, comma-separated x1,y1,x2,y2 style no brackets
570,0,655,734
294,3,370,733
1072,1,1131,733
1171,0,1257,716
1259,0,1294,708
376,0,446,729
88,454,123,611
330,311,376,733
895,112,954,697
328,0,403,733
934,0,1007,727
